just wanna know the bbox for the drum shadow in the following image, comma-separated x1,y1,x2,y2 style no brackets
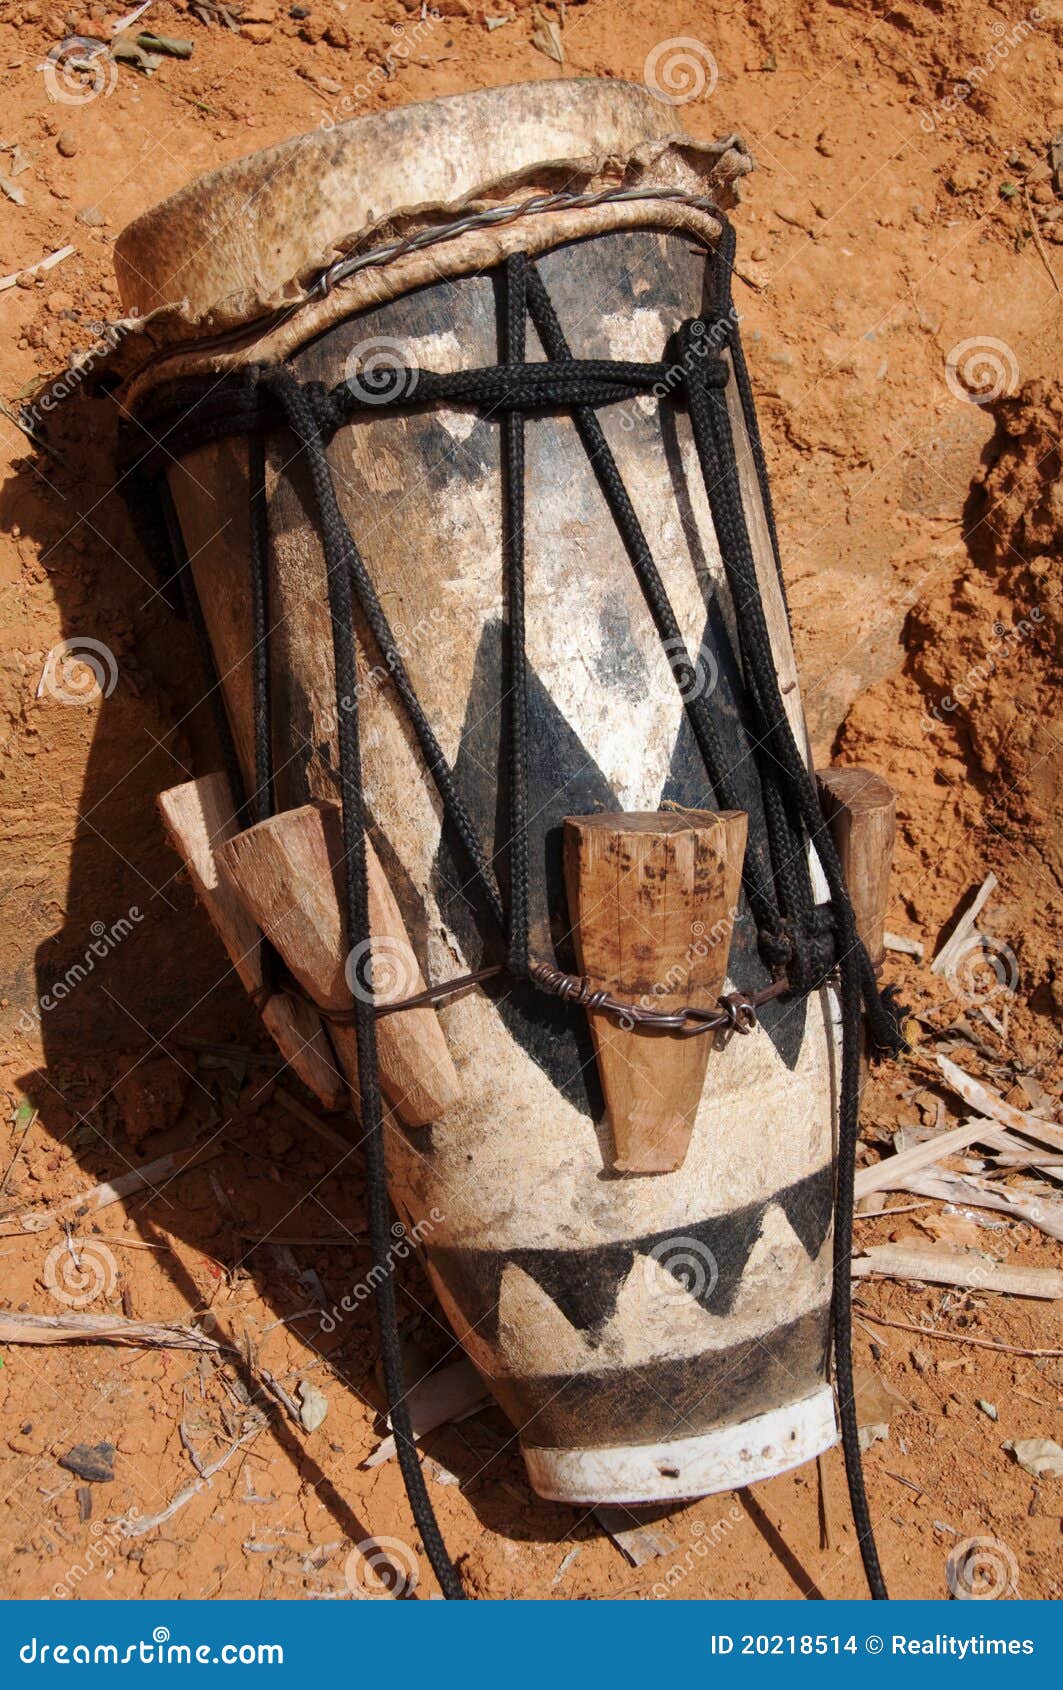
737,1488,826,1599
0,391,384,1565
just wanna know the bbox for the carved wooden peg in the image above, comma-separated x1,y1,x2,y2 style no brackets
157,774,346,1111
817,766,897,1096
815,768,896,971
563,808,748,1175
215,802,461,1128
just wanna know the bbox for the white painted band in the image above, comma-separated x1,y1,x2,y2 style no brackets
522,1384,837,1505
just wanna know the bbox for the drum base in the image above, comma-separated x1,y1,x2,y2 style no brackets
522,1385,837,1506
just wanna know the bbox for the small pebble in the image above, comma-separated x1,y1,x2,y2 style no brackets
297,1380,329,1433
57,130,77,159
58,1442,115,1484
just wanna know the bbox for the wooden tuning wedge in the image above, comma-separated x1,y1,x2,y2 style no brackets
816,766,897,1094
563,808,748,1175
214,802,461,1128
157,775,346,1111
815,768,896,972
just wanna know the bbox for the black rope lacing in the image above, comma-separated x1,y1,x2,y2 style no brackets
120,212,905,1601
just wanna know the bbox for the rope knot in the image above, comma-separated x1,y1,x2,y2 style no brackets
303,379,343,437
674,317,732,391
759,908,837,994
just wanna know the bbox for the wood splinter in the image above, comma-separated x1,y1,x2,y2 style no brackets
564,808,748,1175
215,802,461,1128
157,775,346,1111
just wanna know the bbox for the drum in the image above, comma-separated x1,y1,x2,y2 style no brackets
112,82,897,1545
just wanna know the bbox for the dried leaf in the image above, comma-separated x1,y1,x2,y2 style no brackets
135,32,193,58
111,34,162,73
0,174,26,206
853,1364,907,1428
1004,1438,1063,1479
530,6,564,64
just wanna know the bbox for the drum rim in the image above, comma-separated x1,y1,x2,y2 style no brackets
111,76,751,345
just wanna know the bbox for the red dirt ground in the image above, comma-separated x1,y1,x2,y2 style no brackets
0,0,1060,1601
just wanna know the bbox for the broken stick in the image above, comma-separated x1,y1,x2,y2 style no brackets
851,1243,1063,1300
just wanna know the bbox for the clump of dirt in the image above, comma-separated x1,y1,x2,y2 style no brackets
840,382,1062,1014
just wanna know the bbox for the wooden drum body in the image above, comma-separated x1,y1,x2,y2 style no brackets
118,82,841,1505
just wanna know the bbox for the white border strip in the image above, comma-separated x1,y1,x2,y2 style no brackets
523,1385,837,1505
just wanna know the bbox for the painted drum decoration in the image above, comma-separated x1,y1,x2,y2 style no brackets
116,81,868,1509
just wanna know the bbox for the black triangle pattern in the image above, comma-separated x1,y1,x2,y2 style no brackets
430,1163,832,1349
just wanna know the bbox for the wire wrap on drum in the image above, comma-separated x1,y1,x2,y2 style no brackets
119,211,906,1604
